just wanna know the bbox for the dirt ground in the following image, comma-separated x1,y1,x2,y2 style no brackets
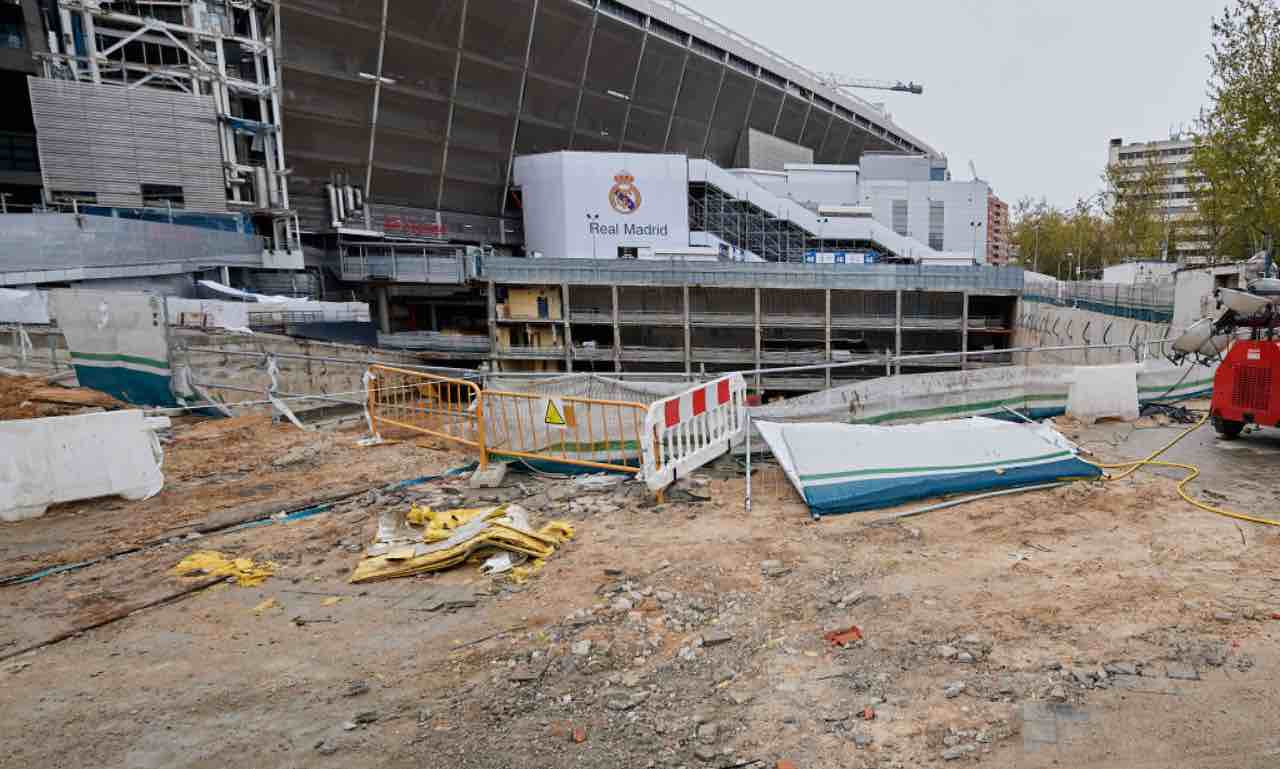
3,400,1280,769
0,373,123,421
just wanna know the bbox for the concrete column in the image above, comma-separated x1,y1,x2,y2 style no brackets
753,287,762,390
611,284,622,373
429,302,438,332
960,290,970,370
376,285,391,334
561,282,573,373
486,280,498,372
219,265,231,286
682,284,691,377
894,289,903,377
824,288,832,390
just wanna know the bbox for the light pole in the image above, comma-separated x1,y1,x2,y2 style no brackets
816,216,829,258
1033,221,1040,274
358,0,394,231
586,213,600,260
969,219,984,263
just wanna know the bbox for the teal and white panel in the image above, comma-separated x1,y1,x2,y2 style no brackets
756,417,1101,518
48,289,177,407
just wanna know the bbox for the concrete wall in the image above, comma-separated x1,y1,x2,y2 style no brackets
0,325,73,373
501,287,563,321
749,358,1215,432
1014,303,1170,365
860,179,990,258
0,214,263,287
1102,262,1177,285
513,152,690,259
1172,265,1249,330
175,330,422,410
859,154,935,182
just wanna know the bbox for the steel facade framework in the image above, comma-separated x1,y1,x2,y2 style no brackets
276,0,934,244
32,0,301,258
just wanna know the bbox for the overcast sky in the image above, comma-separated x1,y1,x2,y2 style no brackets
686,0,1222,210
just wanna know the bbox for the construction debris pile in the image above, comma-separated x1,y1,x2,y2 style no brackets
349,503,574,584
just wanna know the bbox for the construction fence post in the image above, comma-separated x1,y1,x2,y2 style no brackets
894,289,903,376
476,391,488,468
745,412,752,512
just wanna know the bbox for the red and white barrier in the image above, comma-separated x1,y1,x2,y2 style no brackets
642,373,747,492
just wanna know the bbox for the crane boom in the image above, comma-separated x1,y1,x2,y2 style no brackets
819,74,924,95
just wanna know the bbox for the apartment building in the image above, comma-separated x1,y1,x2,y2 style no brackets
1107,136,1209,263
987,193,1010,265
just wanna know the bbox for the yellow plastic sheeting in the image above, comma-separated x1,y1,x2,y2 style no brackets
509,558,546,585
407,505,501,543
350,505,574,584
172,550,277,587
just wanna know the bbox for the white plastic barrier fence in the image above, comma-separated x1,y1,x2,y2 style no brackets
642,373,747,492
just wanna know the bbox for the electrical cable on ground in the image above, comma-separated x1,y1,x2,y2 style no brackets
1085,413,1280,528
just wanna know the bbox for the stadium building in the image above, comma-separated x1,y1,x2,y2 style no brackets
1,0,1019,391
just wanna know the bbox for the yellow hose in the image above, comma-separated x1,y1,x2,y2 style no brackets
1085,412,1280,528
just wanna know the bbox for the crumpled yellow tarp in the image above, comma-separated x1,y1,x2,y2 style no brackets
172,550,277,587
350,504,574,584
407,505,495,542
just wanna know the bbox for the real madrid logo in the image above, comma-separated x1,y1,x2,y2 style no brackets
608,172,641,215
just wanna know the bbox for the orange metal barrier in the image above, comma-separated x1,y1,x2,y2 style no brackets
366,365,486,466
481,389,647,474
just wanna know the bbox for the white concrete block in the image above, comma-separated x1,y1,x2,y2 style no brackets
0,410,168,522
1067,364,1140,424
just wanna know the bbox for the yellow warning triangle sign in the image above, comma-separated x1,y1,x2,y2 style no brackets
544,398,567,427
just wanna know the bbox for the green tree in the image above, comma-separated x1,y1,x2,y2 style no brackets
1010,197,1110,280
1102,156,1167,262
1190,0,1280,267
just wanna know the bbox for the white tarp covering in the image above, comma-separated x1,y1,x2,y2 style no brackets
0,288,51,325
755,417,1101,518
1066,364,1139,424
0,410,169,521
196,280,369,322
166,298,252,333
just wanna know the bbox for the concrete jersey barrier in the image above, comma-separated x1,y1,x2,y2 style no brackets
0,410,169,521
749,360,1217,429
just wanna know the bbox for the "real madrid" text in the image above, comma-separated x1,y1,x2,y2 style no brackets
587,222,670,237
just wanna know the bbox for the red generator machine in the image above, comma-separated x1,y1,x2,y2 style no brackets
1179,280,1280,439
1210,339,1280,438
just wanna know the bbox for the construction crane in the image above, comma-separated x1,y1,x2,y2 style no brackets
818,74,924,95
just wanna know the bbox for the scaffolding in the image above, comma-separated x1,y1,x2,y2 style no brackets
34,0,300,259
688,181,897,262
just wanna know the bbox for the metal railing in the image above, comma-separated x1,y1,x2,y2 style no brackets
1022,279,1175,323
365,365,486,464
482,388,648,474
339,244,468,284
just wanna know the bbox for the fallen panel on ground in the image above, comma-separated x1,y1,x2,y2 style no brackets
755,416,1101,517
